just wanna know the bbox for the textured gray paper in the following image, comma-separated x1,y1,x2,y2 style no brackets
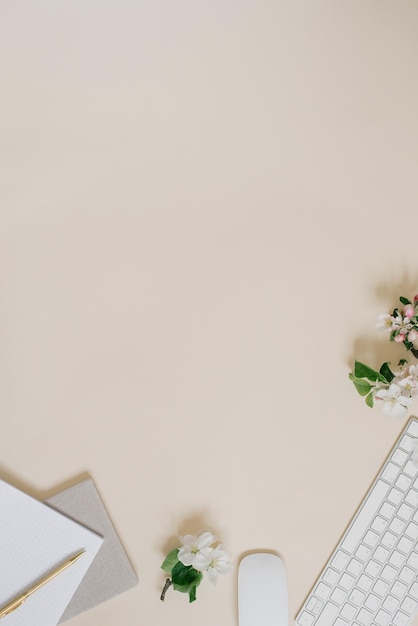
46,478,138,622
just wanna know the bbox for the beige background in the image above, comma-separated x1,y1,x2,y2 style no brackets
2,2,418,625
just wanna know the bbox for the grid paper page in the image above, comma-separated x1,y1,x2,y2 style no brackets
0,480,103,626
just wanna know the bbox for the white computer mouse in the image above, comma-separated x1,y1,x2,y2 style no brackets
238,552,288,626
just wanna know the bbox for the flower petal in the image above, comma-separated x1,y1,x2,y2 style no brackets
197,531,215,549
180,534,197,547
193,548,213,571
207,567,218,584
178,548,194,566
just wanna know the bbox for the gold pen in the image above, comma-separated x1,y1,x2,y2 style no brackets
0,550,85,619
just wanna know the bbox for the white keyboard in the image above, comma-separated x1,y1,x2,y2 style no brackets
296,418,418,626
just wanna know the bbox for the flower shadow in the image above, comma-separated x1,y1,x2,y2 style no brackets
159,510,219,557
374,273,418,305
347,277,418,371
348,334,407,371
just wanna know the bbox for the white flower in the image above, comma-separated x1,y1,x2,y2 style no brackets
408,329,418,342
177,531,214,571
404,304,415,319
375,383,413,419
375,314,393,332
205,546,233,584
398,366,418,396
392,315,413,335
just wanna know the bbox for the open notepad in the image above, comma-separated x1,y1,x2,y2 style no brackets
0,480,103,626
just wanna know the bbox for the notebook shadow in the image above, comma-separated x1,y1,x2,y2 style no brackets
0,466,92,500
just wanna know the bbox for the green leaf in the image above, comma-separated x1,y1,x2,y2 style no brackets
189,585,197,603
353,361,378,380
350,376,372,396
171,563,203,601
161,549,179,573
353,361,386,383
365,391,374,408
379,362,394,383
172,582,189,593
172,562,201,588
400,297,411,305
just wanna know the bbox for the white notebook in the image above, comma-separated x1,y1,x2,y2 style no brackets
0,479,103,626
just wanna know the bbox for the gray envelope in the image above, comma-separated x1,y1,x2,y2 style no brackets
45,478,138,622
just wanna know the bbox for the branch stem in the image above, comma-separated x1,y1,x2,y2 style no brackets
160,578,173,601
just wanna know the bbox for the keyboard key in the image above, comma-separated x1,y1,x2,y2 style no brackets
410,582,418,600
323,568,339,585
339,573,355,591
401,596,417,615
330,587,346,604
371,516,387,534
379,502,396,519
375,609,391,626
407,551,418,568
348,588,365,606
392,581,408,598
341,602,357,620
405,488,418,506
363,530,379,547
393,610,410,626
381,565,397,582
358,574,373,591
364,593,380,611
364,560,380,577
315,602,339,626
373,546,389,563
355,544,372,562
298,611,315,626
399,565,415,583
392,449,408,465
382,594,399,612
407,421,418,436
311,600,323,615
347,558,363,576
382,463,399,482
399,435,413,451
397,536,413,553
397,503,414,521
389,517,405,534
387,488,404,505
381,531,397,549
389,550,405,568
395,474,412,491
403,460,418,477
331,550,350,571
373,579,389,597
357,607,373,625
405,522,418,539
315,582,331,600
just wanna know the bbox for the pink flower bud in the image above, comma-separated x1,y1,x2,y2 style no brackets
394,333,406,343
404,304,415,318
408,329,418,341
414,294,418,303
